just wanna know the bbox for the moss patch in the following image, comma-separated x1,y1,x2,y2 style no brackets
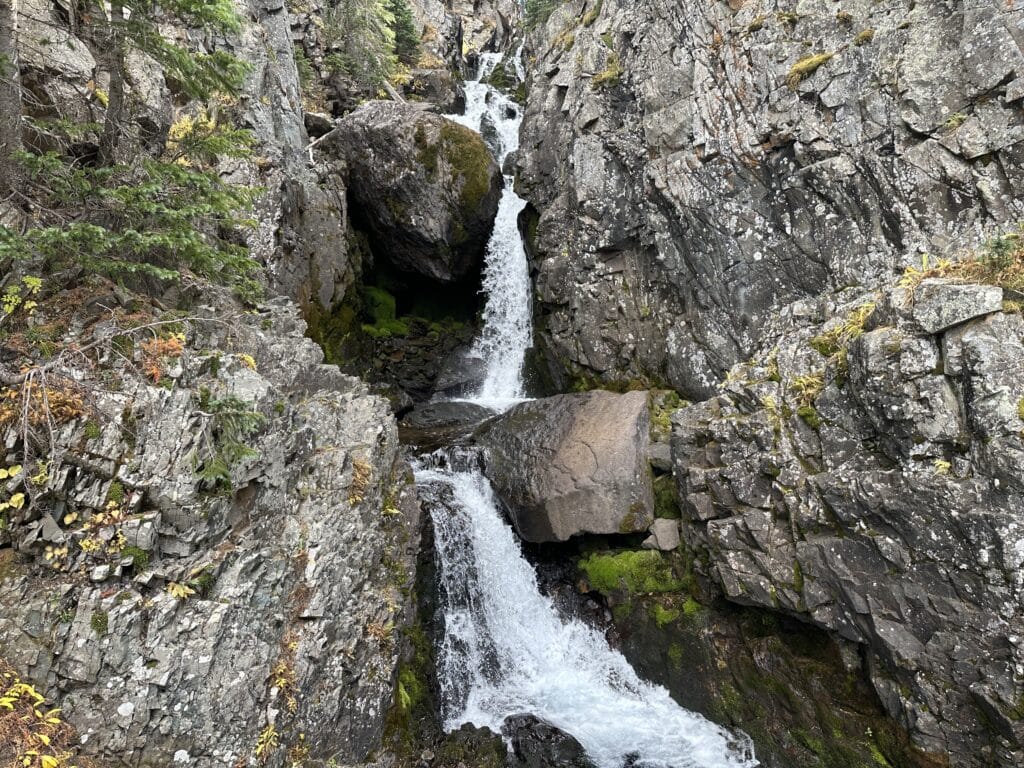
90,610,108,636
786,52,835,88
653,474,681,519
592,50,622,89
438,122,494,215
579,550,683,595
797,404,821,430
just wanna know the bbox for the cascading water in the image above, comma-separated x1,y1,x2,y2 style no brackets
445,52,532,409
416,459,759,768
422,43,757,768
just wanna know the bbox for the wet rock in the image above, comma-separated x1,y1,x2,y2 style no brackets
324,101,502,284
478,391,654,542
502,714,596,768
400,401,496,450
405,68,466,112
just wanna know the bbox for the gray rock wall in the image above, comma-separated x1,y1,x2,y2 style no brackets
671,282,1024,765
518,0,1024,398
0,298,419,767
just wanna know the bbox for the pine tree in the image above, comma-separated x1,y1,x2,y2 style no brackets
0,0,23,199
0,0,260,299
96,0,249,164
387,0,420,68
325,0,396,90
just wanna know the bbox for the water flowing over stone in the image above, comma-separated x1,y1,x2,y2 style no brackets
416,462,759,768
446,54,532,408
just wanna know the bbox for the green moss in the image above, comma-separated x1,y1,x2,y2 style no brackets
786,52,835,88
619,501,646,533
809,334,841,357
653,474,681,520
682,595,703,618
651,602,680,627
579,550,683,595
414,123,439,180
83,420,102,441
746,14,766,32
90,610,109,636
122,546,149,571
797,404,821,430
582,0,601,26
1017,397,1024,422
667,643,684,668
362,286,397,324
792,560,804,593
189,568,216,597
439,122,494,214
650,390,684,436
106,481,125,506
591,50,622,89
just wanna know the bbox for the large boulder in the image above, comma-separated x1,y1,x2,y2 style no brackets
477,391,654,542
325,101,503,284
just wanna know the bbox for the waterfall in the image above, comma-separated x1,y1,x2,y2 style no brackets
417,461,760,768
445,52,532,409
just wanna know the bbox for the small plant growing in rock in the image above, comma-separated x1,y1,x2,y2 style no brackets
167,582,196,600
853,28,875,45
348,458,374,504
786,52,835,88
582,0,602,26
592,51,623,89
932,459,952,475
254,724,279,761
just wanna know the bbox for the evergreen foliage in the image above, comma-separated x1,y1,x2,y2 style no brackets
387,0,420,67
525,0,560,29
0,0,261,301
325,0,398,89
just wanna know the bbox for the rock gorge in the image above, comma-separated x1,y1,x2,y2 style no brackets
0,0,1021,767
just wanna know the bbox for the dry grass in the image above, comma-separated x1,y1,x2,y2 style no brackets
786,52,835,88
900,228,1024,294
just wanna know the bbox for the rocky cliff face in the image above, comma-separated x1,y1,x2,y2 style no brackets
518,0,1024,398
672,279,1024,764
0,290,420,767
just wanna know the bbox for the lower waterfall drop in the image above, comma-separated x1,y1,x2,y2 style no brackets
446,52,532,408
417,462,759,768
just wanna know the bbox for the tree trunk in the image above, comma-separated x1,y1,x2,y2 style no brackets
0,0,23,198
98,0,126,166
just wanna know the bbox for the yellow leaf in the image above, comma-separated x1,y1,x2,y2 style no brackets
36,732,50,746
7,464,21,476
41,756,60,768
9,492,25,510
0,469,7,479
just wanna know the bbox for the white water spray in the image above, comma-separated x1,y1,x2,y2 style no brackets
445,52,532,409
417,463,760,768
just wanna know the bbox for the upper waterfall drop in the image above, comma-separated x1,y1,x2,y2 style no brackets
445,52,532,410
